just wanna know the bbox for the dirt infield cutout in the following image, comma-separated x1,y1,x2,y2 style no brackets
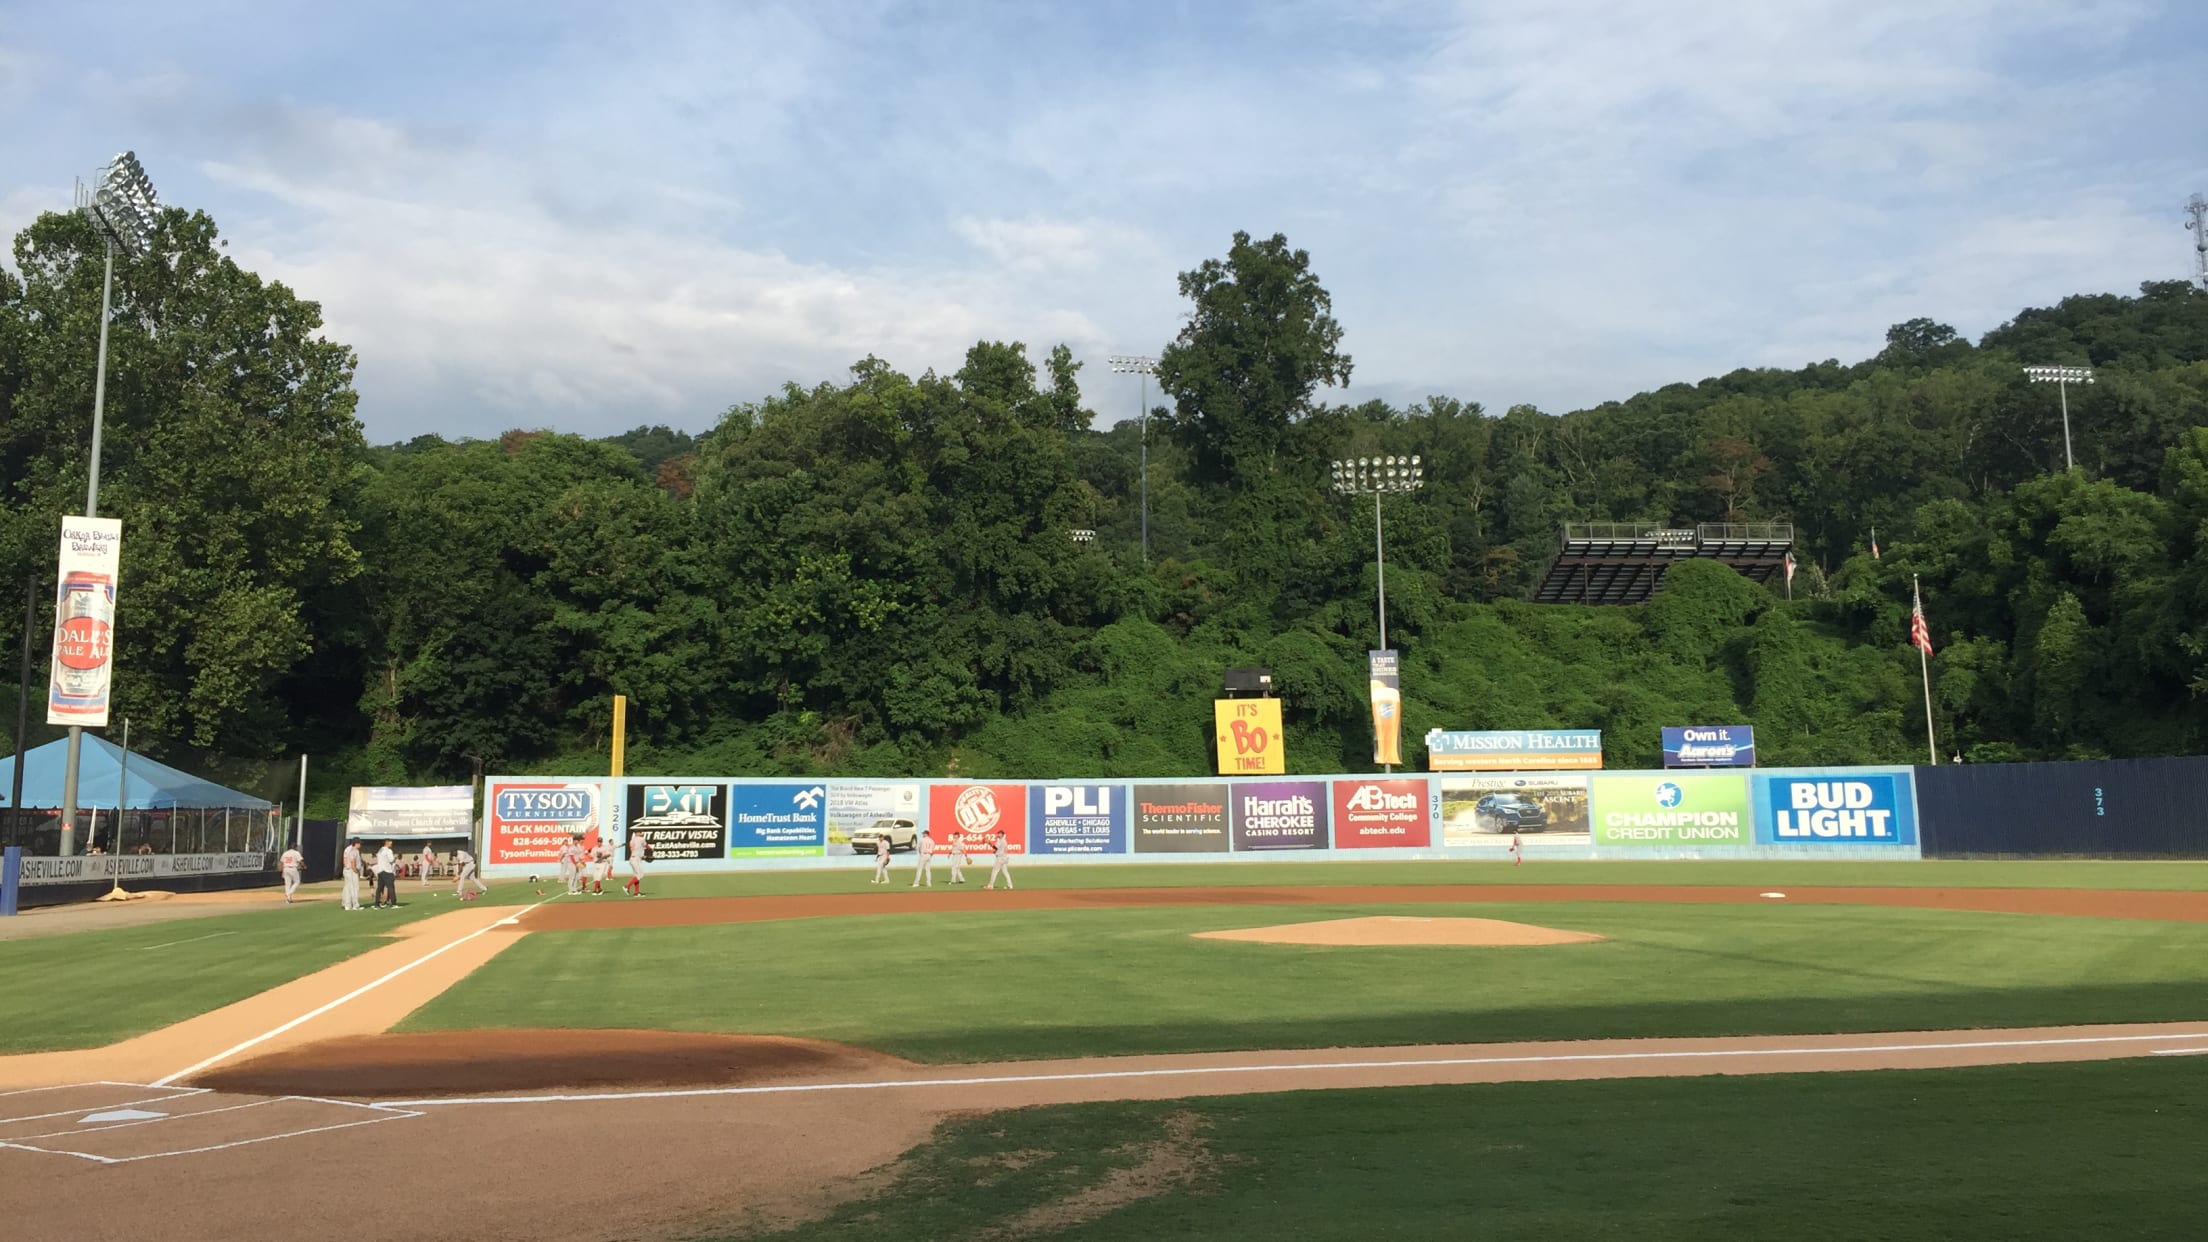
1194,915,1606,946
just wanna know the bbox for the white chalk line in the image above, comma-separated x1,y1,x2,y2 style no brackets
386,1029,2208,1109
151,895,560,1088
130,931,237,951
0,1080,177,1100
0,1087,209,1126
1,1106,422,1165
10,1097,278,1142
2150,1048,2208,1057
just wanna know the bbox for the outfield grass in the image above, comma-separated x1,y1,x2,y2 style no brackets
715,1057,2208,1241
463,857,2208,905
401,900,2208,1060
0,900,444,1053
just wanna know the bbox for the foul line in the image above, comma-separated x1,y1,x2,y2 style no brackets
2151,1048,2208,1057
130,932,237,952
0,1087,209,1126
151,896,561,1088
387,1030,2208,1108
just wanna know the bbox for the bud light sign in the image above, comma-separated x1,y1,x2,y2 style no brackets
1754,773,1917,847
1662,726,1755,768
1028,784,1127,855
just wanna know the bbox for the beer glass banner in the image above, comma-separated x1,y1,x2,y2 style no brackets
1368,650,1402,766
49,516,124,728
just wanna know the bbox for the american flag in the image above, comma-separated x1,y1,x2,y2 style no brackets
1783,551,1796,585
1910,581,1934,657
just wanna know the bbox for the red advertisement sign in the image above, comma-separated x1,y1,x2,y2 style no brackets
1331,779,1430,848
487,779,606,866
928,784,1027,856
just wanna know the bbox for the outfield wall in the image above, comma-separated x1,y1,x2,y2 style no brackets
480,767,1921,877
1915,756,2208,859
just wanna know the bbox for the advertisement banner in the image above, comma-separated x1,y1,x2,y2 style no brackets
930,783,1027,856
1438,774,1591,847
725,783,825,856
1028,784,1128,855
1132,782,1230,853
1663,726,1757,768
487,779,607,867
824,782,921,856
1590,773,1750,849
621,782,732,860
1425,729,1602,772
1331,778,1430,848
17,851,270,886
346,786,474,838
1231,780,1328,850
1213,699,1286,775
1754,772,1917,846
1368,650,1402,766
48,516,124,728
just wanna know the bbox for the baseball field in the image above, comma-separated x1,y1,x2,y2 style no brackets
2,859,2204,1240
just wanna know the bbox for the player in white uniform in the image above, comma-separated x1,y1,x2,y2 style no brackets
871,834,891,884
562,836,583,895
948,836,969,884
340,840,364,910
454,848,486,900
625,835,650,896
372,841,398,908
279,845,304,903
591,840,615,894
984,829,1013,890
910,828,934,888
419,843,436,888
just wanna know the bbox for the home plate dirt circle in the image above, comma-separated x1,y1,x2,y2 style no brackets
1193,916,1606,946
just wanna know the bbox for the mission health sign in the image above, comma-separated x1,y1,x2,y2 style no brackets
1425,730,1603,772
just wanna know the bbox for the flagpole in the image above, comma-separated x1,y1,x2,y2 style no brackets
1915,575,1937,765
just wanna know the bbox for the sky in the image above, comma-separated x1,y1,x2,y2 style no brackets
3,1,2204,443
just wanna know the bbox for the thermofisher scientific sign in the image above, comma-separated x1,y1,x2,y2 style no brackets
1663,726,1756,768
48,515,124,728
1425,729,1603,772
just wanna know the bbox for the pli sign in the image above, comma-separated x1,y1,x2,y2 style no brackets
1663,726,1755,768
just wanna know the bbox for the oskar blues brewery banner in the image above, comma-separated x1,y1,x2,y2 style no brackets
487,779,607,867
48,515,124,728
346,786,474,838
1753,771,1918,848
1589,773,1751,849
726,783,825,857
932,783,1027,855
1663,726,1756,768
1332,778,1430,848
1133,782,1230,853
1231,780,1327,850
1425,729,1602,772
620,781,732,860
1029,784,1127,855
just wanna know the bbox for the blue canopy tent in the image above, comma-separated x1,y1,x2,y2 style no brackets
2,735,275,854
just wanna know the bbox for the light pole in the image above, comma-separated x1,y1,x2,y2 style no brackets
1330,455,1424,652
2023,364,2093,472
57,151,159,856
1108,355,1158,560
1069,528,1096,547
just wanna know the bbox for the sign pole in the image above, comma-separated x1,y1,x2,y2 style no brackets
295,754,307,851
110,717,129,891
611,694,627,777
9,576,32,850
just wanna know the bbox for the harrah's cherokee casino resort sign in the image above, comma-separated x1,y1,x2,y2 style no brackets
1424,729,1603,772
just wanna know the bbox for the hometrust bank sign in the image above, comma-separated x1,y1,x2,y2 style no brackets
1424,729,1603,772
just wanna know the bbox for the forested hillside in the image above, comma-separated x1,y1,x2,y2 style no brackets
5,212,2207,809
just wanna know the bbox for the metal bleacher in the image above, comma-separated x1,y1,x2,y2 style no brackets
1531,522,1795,605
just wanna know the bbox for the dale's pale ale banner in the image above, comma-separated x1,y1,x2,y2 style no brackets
48,515,123,728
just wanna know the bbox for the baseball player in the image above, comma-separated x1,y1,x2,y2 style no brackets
910,827,934,888
948,836,970,884
1510,831,1523,868
340,839,364,910
984,829,1013,890
871,834,891,884
419,842,436,888
454,848,487,900
279,844,304,903
625,835,651,896
562,835,583,895
590,839,615,894
372,840,398,908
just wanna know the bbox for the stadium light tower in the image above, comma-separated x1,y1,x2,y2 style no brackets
1330,455,1424,651
2022,364,2093,472
2188,194,2207,289
56,151,160,855
1107,355,1158,560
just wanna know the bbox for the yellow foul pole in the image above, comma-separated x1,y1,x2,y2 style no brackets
610,694,627,777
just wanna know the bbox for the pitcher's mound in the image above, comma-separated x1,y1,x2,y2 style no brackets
1195,916,1605,947
189,1029,909,1098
